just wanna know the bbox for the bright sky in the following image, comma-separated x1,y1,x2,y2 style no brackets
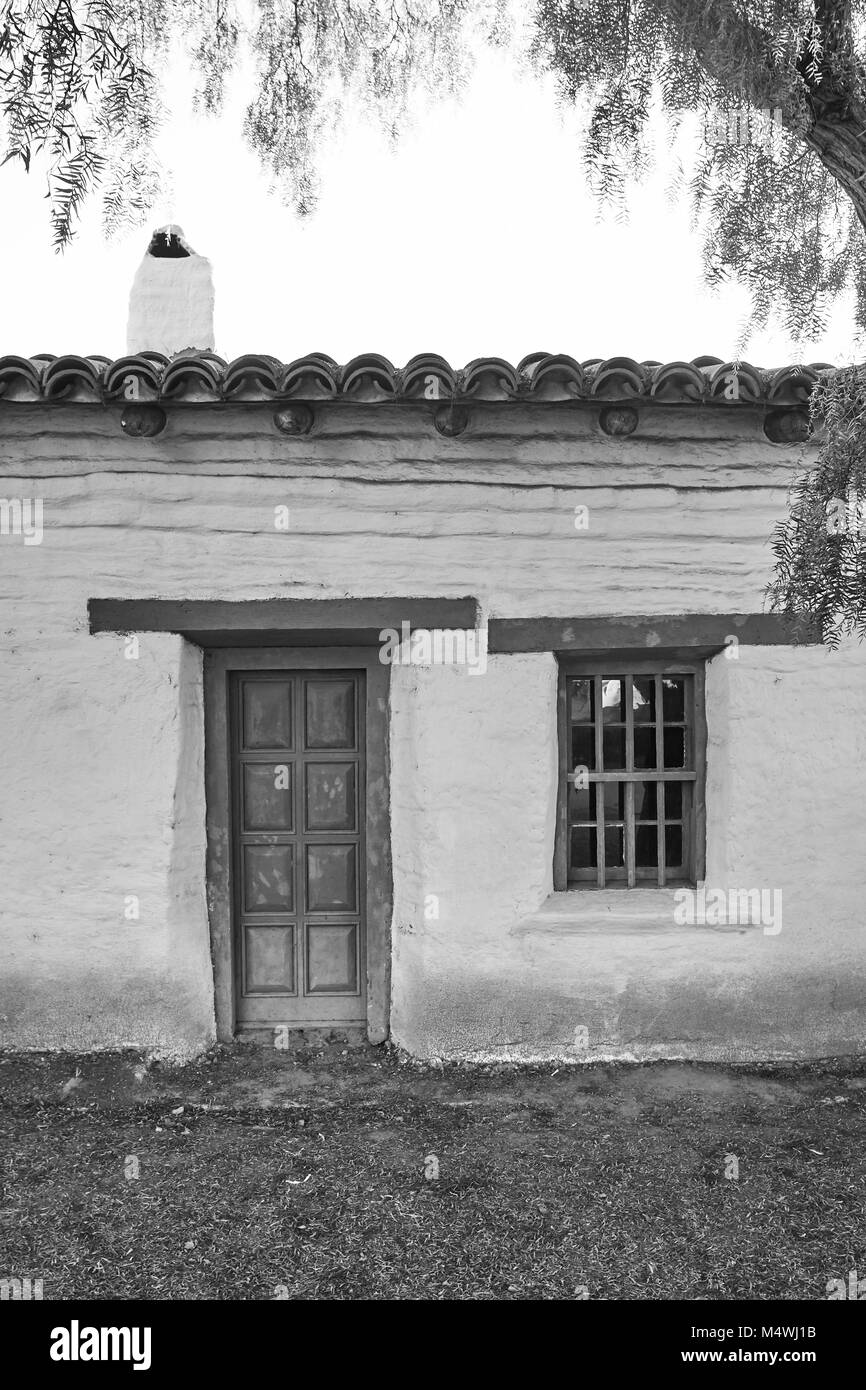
0,37,859,368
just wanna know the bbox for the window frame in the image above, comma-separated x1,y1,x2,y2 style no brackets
554,656,707,891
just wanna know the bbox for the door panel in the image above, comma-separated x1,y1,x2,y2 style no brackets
243,762,294,830
304,679,356,748
231,670,366,1027
305,922,359,994
245,924,296,994
243,680,293,748
305,843,358,912
305,763,356,830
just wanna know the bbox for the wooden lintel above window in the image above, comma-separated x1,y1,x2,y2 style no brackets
487,613,819,655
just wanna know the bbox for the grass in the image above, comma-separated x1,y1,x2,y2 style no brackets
0,1049,864,1299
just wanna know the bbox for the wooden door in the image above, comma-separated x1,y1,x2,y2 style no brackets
230,670,366,1027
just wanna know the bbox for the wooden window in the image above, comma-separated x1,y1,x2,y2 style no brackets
555,660,706,890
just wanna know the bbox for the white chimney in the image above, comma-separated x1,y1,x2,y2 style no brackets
126,225,215,357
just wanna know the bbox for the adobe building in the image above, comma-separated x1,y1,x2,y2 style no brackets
0,229,863,1061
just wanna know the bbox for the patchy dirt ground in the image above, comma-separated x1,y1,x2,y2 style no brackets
1,1046,864,1300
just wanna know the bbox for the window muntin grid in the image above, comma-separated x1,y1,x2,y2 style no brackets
563,670,700,888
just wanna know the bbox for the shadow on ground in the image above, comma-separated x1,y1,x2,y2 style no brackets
1,1046,864,1299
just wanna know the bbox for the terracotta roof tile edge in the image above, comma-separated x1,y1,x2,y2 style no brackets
0,353,836,406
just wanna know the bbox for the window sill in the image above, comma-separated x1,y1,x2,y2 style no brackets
513,889,763,936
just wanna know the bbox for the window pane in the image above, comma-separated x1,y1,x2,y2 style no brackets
635,783,657,820
603,727,626,769
663,726,685,768
664,782,683,818
571,826,596,869
572,782,623,821
633,678,656,721
570,679,593,722
602,678,625,722
662,678,685,721
605,825,624,867
572,726,596,771
635,823,658,868
634,726,657,769
665,824,684,867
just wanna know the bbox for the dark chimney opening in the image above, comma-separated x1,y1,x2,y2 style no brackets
147,230,190,258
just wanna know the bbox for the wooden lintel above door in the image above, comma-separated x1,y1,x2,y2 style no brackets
89,596,480,644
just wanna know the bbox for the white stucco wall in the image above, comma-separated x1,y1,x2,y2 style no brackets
0,629,213,1057
389,646,866,1060
0,403,863,1058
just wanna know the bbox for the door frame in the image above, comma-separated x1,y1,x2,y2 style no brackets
204,646,392,1043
